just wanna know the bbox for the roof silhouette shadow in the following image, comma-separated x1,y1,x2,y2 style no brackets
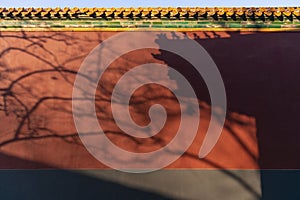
153,31,300,200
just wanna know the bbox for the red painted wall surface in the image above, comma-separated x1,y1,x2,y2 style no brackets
0,31,298,170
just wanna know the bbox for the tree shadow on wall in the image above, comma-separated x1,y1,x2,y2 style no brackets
0,31,261,200
2,30,300,199
0,32,172,200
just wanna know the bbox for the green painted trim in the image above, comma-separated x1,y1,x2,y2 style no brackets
1,19,300,31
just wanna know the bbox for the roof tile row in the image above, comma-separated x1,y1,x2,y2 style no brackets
0,7,299,20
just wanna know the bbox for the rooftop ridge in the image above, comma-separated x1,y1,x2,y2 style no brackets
0,7,299,20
